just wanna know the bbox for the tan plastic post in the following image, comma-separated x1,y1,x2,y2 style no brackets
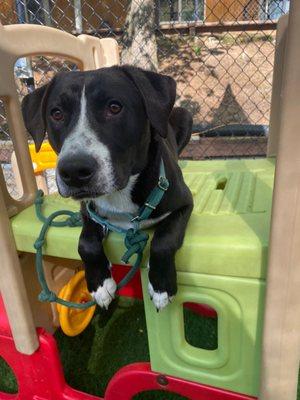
267,14,288,157
0,190,39,354
260,1,300,399
0,21,119,354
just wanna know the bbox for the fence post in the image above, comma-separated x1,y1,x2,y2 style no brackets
74,0,83,34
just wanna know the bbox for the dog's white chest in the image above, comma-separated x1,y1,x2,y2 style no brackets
92,175,169,230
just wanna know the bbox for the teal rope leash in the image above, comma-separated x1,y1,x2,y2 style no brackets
34,159,169,310
34,191,96,309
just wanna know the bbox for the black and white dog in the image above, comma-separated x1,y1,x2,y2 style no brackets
22,66,193,310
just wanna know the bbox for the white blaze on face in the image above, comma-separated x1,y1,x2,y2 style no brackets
57,85,115,194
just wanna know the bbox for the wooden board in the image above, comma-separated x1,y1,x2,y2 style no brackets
206,0,259,23
0,0,17,24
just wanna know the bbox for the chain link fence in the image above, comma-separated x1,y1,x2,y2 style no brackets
0,0,290,196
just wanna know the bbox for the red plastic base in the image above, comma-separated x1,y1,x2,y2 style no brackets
0,294,255,400
184,302,218,318
111,264,143,300
0,328,257,400
0,297,11,337
105,363,257,400
0,327,99,400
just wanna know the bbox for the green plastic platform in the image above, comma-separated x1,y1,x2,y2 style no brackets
11,158,275,396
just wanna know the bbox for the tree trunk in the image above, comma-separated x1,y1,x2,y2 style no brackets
122,0,158,71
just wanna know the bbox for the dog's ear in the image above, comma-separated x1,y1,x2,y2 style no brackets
121,65,176,138
21,81,53,152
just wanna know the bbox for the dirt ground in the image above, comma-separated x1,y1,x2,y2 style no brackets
158,31,275,127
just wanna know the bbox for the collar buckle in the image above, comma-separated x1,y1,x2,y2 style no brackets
131,215,140,223
144,202,156,210
158,176,169,191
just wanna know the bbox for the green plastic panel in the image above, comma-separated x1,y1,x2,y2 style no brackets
11,158,275,278
141,269,265,397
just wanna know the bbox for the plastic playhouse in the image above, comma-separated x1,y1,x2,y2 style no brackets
0,2,299,399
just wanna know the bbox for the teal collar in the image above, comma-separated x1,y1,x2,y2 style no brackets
86,159,169,235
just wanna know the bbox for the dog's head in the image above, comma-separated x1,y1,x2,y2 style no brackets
22,66,176,199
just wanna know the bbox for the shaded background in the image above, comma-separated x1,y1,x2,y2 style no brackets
0,0,290,197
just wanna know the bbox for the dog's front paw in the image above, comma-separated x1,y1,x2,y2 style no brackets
148,282,174,311
91,278,117,309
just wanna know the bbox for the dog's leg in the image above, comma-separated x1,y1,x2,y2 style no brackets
148,204,193,310
78,214,116,309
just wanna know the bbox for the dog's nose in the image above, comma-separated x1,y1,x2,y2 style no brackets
58,155,97,187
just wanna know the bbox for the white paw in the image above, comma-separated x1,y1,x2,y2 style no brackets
148,282,173,311
91,278,117,309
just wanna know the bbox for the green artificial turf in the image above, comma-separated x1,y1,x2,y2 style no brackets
54,297,217,399
0,297,299,399
0,358,18,394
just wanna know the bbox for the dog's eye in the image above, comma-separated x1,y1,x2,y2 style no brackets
50,108,64,121
108,101,122,115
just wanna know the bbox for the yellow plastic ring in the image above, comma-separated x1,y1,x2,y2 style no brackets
57,270,96,336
